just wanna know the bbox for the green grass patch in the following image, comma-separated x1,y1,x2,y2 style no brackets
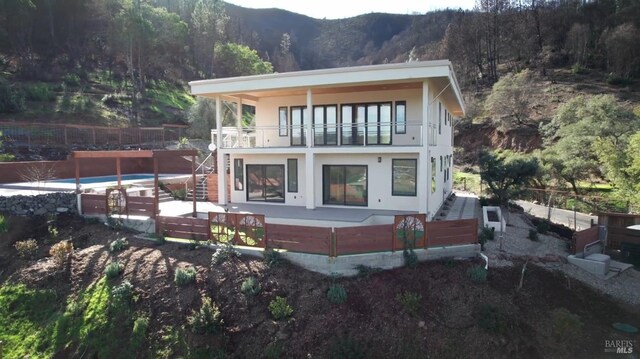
453,171,482,194
146,81,195,111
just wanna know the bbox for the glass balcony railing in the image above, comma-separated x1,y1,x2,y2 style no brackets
211,122,428,149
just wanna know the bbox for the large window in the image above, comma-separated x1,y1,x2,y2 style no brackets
392,159,416,196
233,159,243,191
246,165,285,202
278,107,288,136
290,106,306,146
322,165,367,206
395,101,406,134
313,105,338,145
341,103,391,146
287,159,298,193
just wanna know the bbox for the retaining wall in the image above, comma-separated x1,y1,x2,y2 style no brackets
0,192,77,216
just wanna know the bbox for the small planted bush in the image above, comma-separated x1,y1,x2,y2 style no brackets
403,248,418,269
263,248,284,268
110,280,134,310
211,243,240,266
396,291,422,317
269,296,293,320
354,264,381,278
264,340,283,359
110,237,129,252
188,296,223,334
480,226,495,242
326,283,347,305
0,214,8,233
131,314,150,350
528,229,539,241
14,239,38,259
467,265,487,283
105,261,124,279
49,240,73,267
240,277,261,296
536,220,550,234
175,267,197,286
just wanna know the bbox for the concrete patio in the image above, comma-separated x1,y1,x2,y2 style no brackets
158,200,418,227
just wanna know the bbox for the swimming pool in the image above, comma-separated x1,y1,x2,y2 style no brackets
53,174,163,184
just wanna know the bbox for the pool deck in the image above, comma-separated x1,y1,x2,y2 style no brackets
159,200,417,227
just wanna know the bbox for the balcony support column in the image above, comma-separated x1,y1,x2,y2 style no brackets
418,81,430,216
305,151,315,209
215,96,222,149
306,89,313,148
236,97,242,147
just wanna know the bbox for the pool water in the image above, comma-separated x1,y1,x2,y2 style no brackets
53,174,160,184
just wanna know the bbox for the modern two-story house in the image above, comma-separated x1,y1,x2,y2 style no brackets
189,60,465,220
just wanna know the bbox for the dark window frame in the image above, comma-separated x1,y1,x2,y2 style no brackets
278,107,288,137
340,102,392,146
233,158,243,191
290,106,306,146
246,164,285,203
395,101,406,134
391,159,417,197
322,165,368,207
313,104,338,146
287,158,298,193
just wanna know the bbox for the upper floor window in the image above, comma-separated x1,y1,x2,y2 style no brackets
278,107,288,136
341,102,391,145
291,106,306,146
395,101,406,134
313,105,338,145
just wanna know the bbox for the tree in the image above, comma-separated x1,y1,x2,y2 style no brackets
541,95,640,193
187,97,216,139
483,69,536,131
191,0,228,78
601,23,640,79
479,150,539,205
214,43,273,78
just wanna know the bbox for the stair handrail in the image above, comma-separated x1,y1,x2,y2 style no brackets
183,152,214,199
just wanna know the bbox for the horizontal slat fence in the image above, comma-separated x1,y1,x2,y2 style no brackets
266,223,332,256
335,224,393,255
607,226,640,250
127,196,156,217
81,194,107,215
157,216,209,241
572,226,599,254
427,218,478,247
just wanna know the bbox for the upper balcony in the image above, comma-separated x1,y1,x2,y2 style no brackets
212,122,436,150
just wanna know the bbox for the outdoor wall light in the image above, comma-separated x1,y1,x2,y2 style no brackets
378,157,382,163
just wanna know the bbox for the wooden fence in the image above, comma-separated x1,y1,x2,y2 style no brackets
607,226,640,251
334,224,393,255
427,218,479,247
598,212,640,228
80,191,156,217
81,193,107,215
127,196,156,217
572,226,599,254
157,216,209,241
266,224,333,255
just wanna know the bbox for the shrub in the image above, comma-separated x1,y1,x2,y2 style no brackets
476,304,507,334
0,153,15,162
263,248,284,268
354,264,381,278
174,267,197,286
0,214,8,232
327,283,347,305
188,296,223,334
403,248,418,269
264,340,283,359
63,73,81,87
330,336,366,359
0,77,25,113
240,277,261,296
48,223,59,238
571,63,588,75
171,188,186,200
110,280,134,310
49,240,73,267
551,308,583,342
467,265,487,283
25,83,55,101
479,226,495,242
105,261,124,279
536,220,550,234
269,296,293,320
14,239,38,259
396,291,422,316
211,243,240,266
131,314,149,350
110,237,129,252
528,229,539,241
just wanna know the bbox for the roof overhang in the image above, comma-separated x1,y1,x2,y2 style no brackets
189,60,466,116
72,149,199,159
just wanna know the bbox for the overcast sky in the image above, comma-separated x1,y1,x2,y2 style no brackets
225,0,476,19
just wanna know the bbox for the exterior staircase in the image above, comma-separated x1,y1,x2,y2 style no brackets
186,169,214,201
155,188,174,203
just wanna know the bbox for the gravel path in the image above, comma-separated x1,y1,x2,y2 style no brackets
465,193,640,308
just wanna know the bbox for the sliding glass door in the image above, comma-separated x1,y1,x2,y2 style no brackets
313,105,338,145
341,103,391,145
246,165,285,202
322,165,367,206
291,106,306,146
